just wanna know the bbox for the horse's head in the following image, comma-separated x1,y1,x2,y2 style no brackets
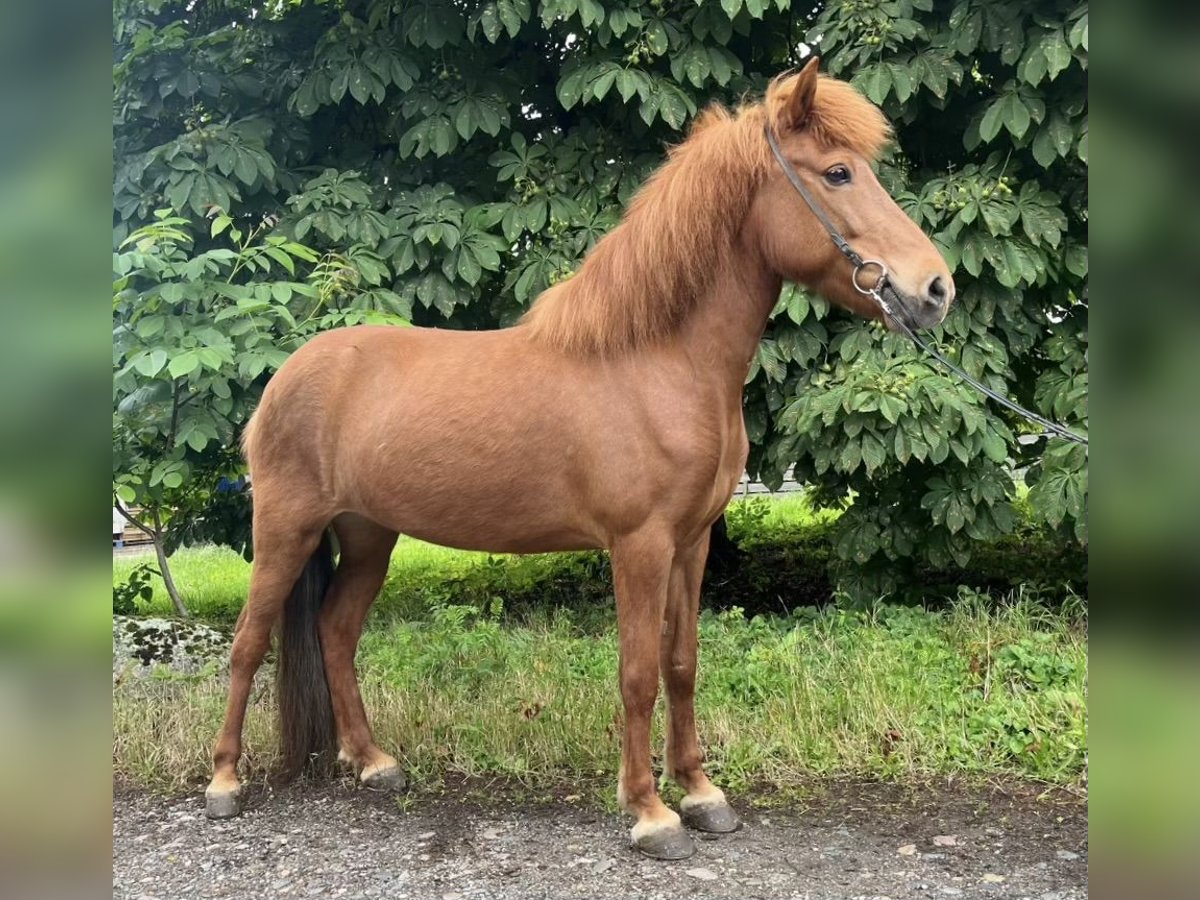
750,58,954,331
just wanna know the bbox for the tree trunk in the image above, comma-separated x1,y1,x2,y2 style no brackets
153,536,188,618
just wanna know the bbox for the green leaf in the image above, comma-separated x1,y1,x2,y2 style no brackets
861,432,886,475
578,0,604,28
184,428,209,453
894,428,910,463
1018,44,1048,87
478,100,504,136
879,394,905,424
887,62,914,103
979,98,1008,144
1048,112,1076,157
456,247,483,286
980,199,1017,236
232,149,256,186
920,55,949,99
616,70,639,103
1031,125,1057,168
479,5,502,42
838,441,862,475
945,499,966,534
592,68,618,101
132,349,168,377
658,87,689,130
1004,95,1031,138
639,91,661,127
953,9,983,53
330,66,350,103
708,48,734,85
168,350,201,379
390,56,417,91
645,22,669,56
525,197,548,233
348,65,373,105
294,77,320,116
165,174,195,213
557,69,586,110
981,429,1007,463
1064,245,1088,277
455,101,478,139
1069,13,1088,51
263,246,296,274
1042,29,1073,80
497,0,523,37
785,287,809,325
858,65,892,105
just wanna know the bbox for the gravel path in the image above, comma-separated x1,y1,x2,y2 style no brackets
113,780,1086,899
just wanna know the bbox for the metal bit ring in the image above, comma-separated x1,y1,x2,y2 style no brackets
852,259,889,295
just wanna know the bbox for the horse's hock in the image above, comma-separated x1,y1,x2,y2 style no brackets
112,616,231,681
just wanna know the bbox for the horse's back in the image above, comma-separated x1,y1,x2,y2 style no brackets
244,324,607,546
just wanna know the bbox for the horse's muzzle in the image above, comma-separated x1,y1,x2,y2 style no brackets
883,283,949,332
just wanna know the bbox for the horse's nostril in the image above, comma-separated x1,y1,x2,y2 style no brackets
926,276,948,305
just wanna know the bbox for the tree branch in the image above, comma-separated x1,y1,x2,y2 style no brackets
113,500,155,538
168,379,181,449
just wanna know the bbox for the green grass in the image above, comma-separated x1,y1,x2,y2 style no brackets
113,589,1086,792
112,494,1086,793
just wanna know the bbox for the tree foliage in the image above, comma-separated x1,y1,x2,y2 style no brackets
113,0,1087,601
759,0,1088,596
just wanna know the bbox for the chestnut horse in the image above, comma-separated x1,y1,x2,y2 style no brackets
205,59,953,859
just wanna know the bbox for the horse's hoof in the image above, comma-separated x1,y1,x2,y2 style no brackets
681,800,742,834
632,824,696,860
361,764,407,792
205,788,243,820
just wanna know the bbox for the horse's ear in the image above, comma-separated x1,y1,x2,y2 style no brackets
776,56,820,132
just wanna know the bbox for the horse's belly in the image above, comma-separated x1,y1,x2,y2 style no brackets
347,461,604,554
398,519,602,555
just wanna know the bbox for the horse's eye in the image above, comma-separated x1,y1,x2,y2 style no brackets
824,165,851,186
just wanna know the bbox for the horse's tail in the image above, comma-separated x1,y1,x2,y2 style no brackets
277,531,337,777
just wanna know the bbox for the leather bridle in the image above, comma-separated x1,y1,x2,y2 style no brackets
765,124,1088,447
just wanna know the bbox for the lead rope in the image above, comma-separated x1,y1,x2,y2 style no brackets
869,283,1088,446
765,126,1088,448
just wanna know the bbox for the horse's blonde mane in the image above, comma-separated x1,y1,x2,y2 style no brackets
521,73,890,355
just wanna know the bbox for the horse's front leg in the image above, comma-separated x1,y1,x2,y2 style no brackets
662,533,741,833
611,531,694,859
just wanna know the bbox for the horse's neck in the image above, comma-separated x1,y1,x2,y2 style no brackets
677,247,781,396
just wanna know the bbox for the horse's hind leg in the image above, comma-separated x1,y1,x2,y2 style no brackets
662,534,741,834
320,513,402,789
206,513,327,818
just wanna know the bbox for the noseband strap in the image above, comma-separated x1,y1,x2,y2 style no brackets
764,124,1088,447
